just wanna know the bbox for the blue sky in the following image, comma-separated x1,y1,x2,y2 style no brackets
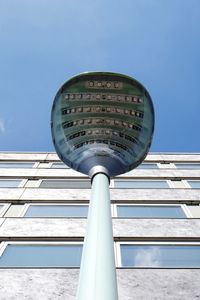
0,0,199,153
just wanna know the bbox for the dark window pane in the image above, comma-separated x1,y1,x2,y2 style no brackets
0,180,21,188
24,205,88,217
0,244,82,267
40,180,91,188
114,180,169,189
117,205,186,218
188,181,200,188
121,245,200,268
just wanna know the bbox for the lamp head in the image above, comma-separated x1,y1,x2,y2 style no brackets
51,72,154,177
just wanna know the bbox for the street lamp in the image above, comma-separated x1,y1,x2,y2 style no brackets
51,72,154,300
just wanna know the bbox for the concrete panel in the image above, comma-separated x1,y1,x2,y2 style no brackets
121,169,200,178
35,168,86,178
0,188,25,201
0,269,200,299
20,188,91,202
0,153,48,161
1,218,200,239
110,188,200,203
1,168,200,179
0,218,86,238
46,153,61,161
113,218,200,238
188,205,200,218
146,153,200,162
0,169,38,178
117,269,200,300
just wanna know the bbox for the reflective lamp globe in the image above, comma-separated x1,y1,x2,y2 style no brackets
51,72,154,177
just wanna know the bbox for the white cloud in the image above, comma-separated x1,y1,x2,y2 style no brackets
134,247,162,267
0,119,5,134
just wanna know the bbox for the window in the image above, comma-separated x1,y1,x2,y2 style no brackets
136,163,159,169
120,243,200,268
187,181,200,188
114,180,169,189
0,203,10,217
39,179,91,188
116,205,187,218
0,162,34,168
51,163,70,169
22,204,88,217
175,163,200,169
0,242,82,267
0,180,22,188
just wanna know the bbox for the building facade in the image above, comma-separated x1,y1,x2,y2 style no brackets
0,152,200,299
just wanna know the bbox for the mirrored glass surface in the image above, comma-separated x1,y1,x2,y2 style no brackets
114,180,169,189
121,245,200,268
51,72,154,177
0,244,82,267
24,205,88,217
0,180,21,188
117,205,186,218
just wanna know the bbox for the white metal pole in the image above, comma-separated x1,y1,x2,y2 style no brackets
77,172,118,300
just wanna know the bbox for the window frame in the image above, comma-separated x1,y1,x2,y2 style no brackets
0,203,11,217
113,203,192,218
116,241,200,268
0,241,83,268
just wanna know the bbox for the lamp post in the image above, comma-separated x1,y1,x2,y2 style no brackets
51,72,154,300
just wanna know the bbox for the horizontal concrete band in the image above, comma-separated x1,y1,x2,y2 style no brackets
0,269,200,300
0,188,200,203
0,152,200,162
0,218,200,238
0,168,200,179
